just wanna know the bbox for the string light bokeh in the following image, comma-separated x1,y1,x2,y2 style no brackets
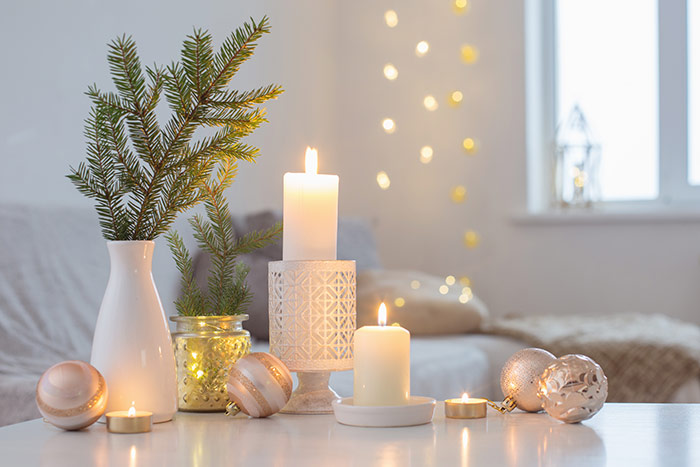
378,2,482,309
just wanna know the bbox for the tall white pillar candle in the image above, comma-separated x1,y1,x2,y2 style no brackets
283,147,339,261
353,303,411,406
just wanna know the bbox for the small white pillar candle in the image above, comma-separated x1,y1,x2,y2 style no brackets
283,147,339,261
353,303,410,406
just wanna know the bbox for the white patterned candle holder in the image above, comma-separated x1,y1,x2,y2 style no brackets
268,260,356,414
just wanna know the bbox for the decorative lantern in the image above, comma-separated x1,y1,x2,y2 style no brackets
553,105,601,208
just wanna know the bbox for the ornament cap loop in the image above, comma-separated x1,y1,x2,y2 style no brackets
225,402,241,417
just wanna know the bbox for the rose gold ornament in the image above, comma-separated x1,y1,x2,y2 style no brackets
36,360,108,430
500,348,557,412
226,352,293,418
538,354,608,423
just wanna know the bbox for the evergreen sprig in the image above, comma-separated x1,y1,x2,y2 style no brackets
68,17,283,240
166,165,282,316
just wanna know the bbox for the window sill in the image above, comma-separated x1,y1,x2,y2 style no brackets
511,207,700,225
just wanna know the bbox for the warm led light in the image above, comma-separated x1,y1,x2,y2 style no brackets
453,0,469,14
446,275,456,285
459,276,471,286
460,44,479,64
376,171,391,190
439,285,449,295
196,370,204,379
416,41,430,57
410,280,421,289
385,10,398,28
378,302,387,326
574,172,587,188
382,118,396,133
191,352,198,359
463,230,480,249
423,95,439,111
420,146,434,164
448,90,464,107
462,137,478,154
128,406,136,417
305,147,318,174
461,392,470,402
462,286,473,297
450,185,467,203
394,297,405,307
383,63,398,80
459,294,470,304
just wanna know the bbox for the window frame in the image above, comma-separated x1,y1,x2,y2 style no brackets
526,0,700,214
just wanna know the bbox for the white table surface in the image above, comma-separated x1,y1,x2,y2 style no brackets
0,403,698,466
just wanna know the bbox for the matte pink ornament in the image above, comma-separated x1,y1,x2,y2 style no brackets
36,360,108,430
226,352,293,418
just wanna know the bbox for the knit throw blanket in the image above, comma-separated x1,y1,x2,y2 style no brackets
485,313,700,402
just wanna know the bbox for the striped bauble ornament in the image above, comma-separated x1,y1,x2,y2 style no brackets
226,352,292,418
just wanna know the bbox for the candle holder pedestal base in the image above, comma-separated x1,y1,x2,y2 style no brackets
280,372,339,414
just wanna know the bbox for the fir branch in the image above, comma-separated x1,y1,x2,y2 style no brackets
166,231,206,316
68,18,282,242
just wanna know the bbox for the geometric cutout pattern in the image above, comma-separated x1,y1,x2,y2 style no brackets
268,260,356,372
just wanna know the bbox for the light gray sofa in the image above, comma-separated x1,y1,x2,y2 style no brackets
0,204,529,426
3,204,697,427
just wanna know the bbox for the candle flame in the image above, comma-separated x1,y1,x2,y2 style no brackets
305,147,318,174
378,302,387,326
128,406,136,417
461,393,470,403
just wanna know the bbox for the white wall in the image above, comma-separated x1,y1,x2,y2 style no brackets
0,0,338,210
2,1,699,325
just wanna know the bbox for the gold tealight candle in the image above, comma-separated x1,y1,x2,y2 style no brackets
445,393,487,419
106,406,153,434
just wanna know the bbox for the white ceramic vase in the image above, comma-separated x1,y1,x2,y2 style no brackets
90,241,177,423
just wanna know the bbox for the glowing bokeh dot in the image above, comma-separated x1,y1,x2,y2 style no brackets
383,63,398,81
459,276,471,287
439,285,449,295
410,280,421,290
453,0,469,15
459,294,470,304
382,118,396,134
376,171,391,190
420,146,434,164
461,44,479,64
416,41,430,57
450,185,467,203
462,137,478,154
462,286,473,298
423,95,438,111
448,90,463,107
445,275,456,285
463,230,481,249
394,297,406,307
385,10,398,28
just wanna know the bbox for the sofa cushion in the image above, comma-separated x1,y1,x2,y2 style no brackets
356,269,488,335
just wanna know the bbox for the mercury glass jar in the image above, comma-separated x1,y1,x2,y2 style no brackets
170,315,251,412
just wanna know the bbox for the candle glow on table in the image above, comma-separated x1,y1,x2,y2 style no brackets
283,147,339,261
353,303,410,406
106,403,153,433
445,393,487,419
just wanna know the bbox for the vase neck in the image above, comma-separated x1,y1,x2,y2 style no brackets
106,241,155,274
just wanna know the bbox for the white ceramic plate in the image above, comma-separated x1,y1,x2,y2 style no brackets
332,396,436,427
